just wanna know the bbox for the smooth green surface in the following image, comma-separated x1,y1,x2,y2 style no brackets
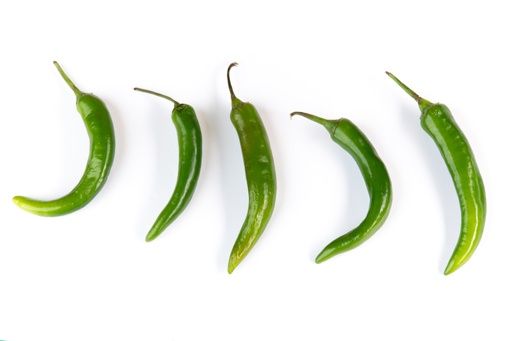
134,88,202,242
291,112,392,263
387,72,486,275
227,63,277,273
12,62,115,216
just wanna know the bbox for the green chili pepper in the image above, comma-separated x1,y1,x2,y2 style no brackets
134,87,202,242
12,61,115,216
291,112,392,263
386,72,486,275
227,63,277,274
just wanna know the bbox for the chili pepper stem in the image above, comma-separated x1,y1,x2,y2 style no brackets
385,71,432,112
53,61,83,97
290,111,338,134
134,87,180,108
227,62,243,108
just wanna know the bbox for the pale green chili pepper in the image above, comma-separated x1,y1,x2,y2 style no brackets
387,71,486,275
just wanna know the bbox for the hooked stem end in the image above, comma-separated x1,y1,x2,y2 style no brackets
227,62,243,108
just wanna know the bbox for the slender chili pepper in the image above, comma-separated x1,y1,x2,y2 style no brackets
227,62,277,274
12,61,115,216
134,87,202,242
386,72,486,275
291,112,392,263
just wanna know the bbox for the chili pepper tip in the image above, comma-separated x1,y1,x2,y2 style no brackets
444,257,464,275
227,257,238,274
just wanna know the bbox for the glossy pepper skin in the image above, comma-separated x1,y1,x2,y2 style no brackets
291,112,392,263
12,61,115,216
134,87,202,242
386,72,486,275
227,63,277,274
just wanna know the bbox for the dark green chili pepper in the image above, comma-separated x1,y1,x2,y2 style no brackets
227,62,277,274
12,61,115,216
291,112,392,263
386,72,486,275
134,87,202,242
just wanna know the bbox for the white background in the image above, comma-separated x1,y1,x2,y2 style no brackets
1,1,511,340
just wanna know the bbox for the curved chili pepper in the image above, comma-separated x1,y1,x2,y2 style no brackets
12,61,115,216
386,72,486,275
134,87,202,242
291,112,392,263
227,63,277,274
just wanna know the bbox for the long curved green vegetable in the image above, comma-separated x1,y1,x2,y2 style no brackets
134,87,202,242
227,63,277,274
291,111,392,263
13,61,115,216
387,71,486,275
